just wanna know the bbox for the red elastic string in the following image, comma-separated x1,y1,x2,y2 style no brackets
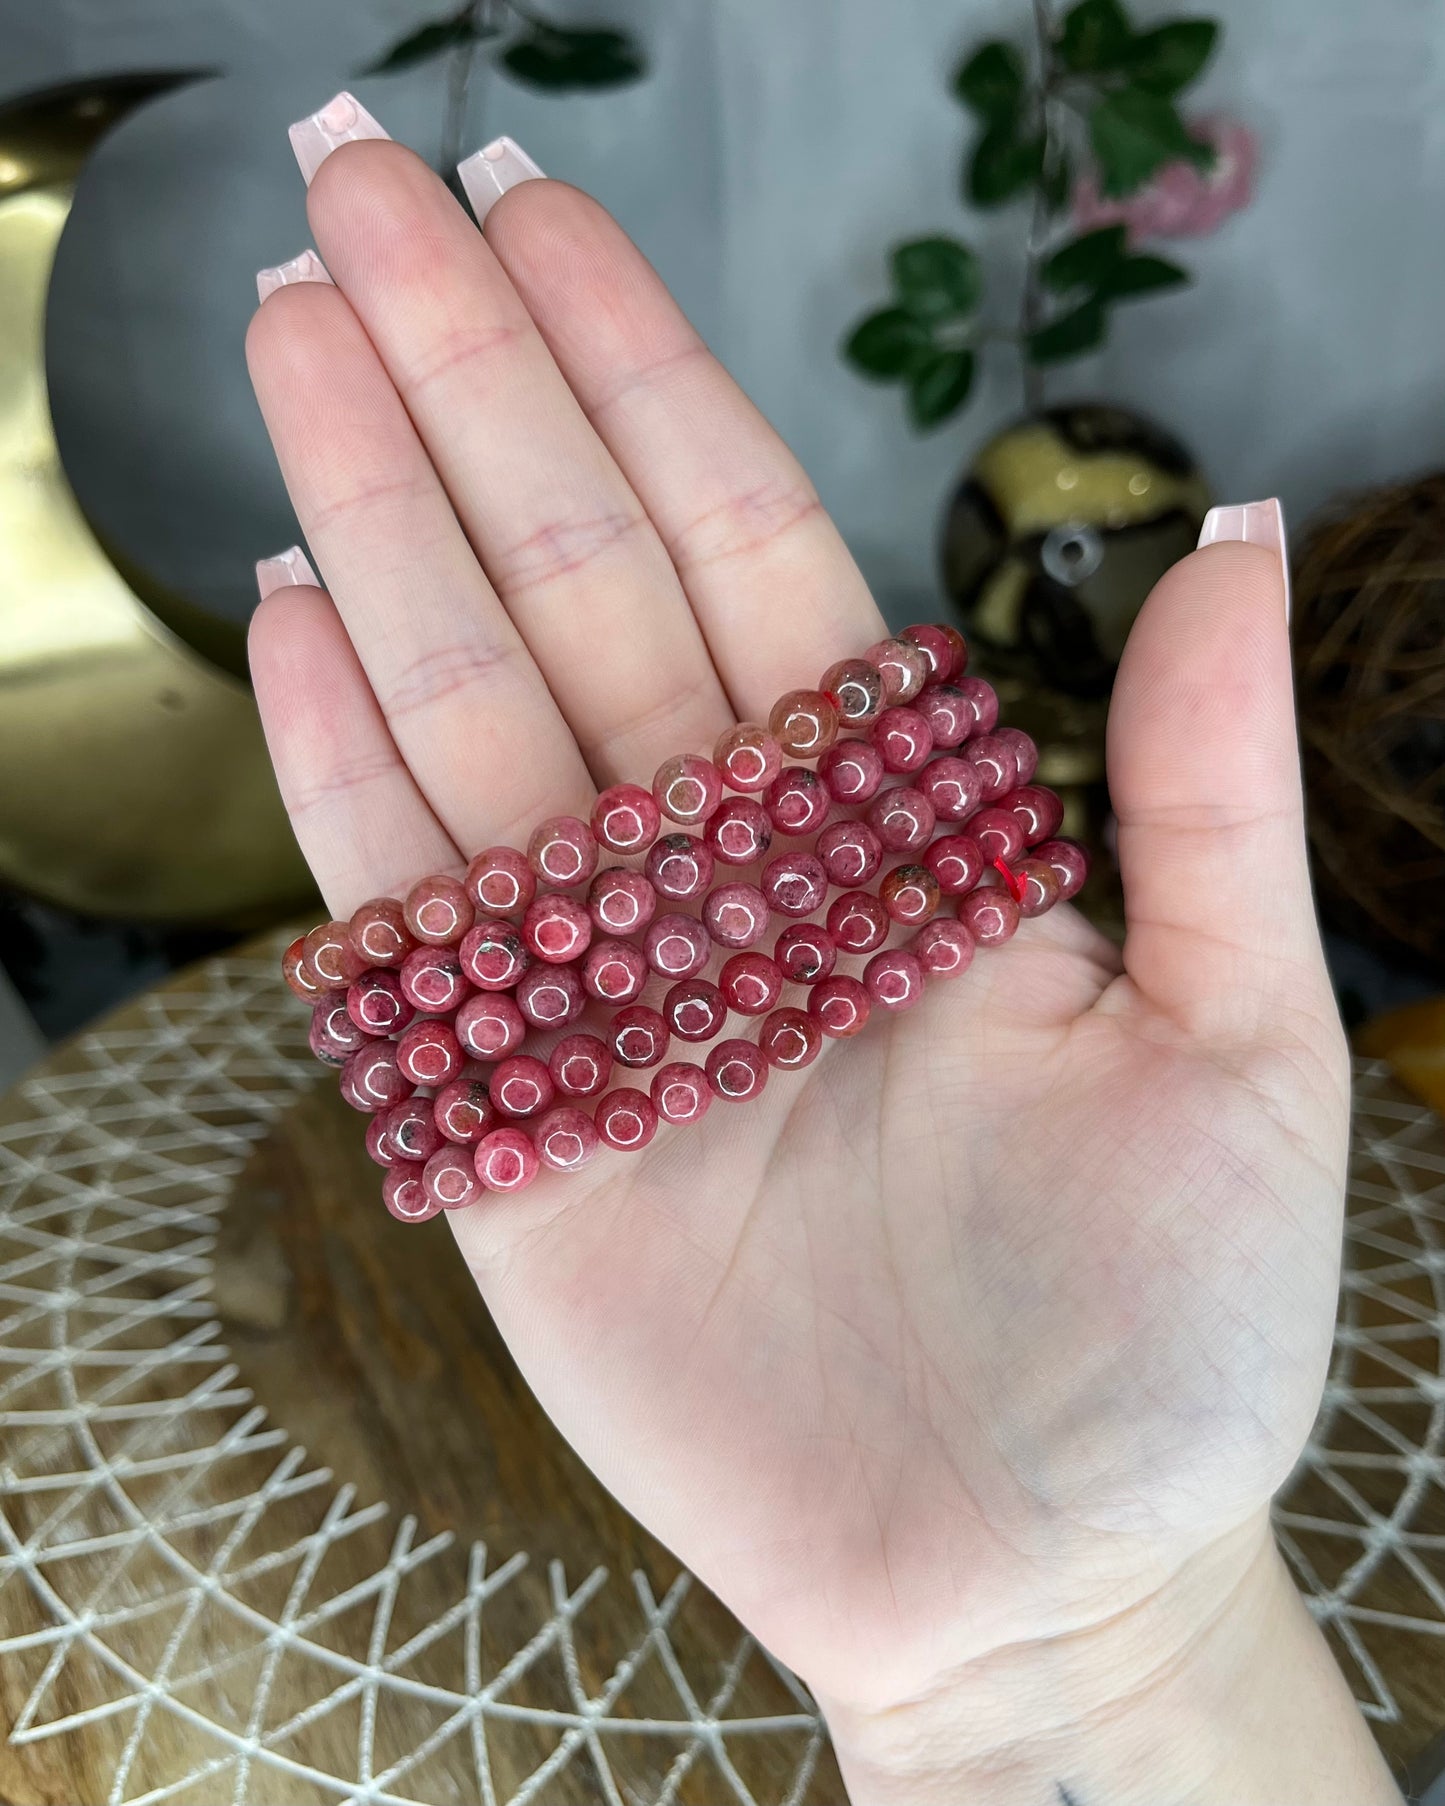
822,690,843,711
993,856,1026,903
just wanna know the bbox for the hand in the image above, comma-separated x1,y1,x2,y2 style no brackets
247,108,1398,1803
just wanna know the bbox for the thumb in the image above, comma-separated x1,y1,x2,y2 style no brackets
1106,500,1334,1038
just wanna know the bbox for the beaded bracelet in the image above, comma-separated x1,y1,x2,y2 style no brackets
281,623,1089,1224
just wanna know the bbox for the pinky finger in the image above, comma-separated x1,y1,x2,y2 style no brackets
251,550,461,917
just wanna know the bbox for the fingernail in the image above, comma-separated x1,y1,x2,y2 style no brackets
256,546,320,600
289,90,389,186
1197,498,1291,621
457,135,545,224
255,248,334,304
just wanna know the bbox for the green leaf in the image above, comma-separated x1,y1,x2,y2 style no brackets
951,40,1025,125
501,24,646,90
1041,224,1128,294
1126,19,1218,92
364,9,491,74
1097,252,1190,299
1027,299,1107,364
1089,85,1201,196
966,125,1045,205
907,350,976,428
1057,0,1133,73
844,308,933,380
890,236,982,319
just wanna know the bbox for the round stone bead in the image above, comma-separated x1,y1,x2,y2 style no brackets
588,867,658,936
549,1033,613,1098
968,807,1027,864
646,833,715,901
867,786,936,854
912,917,976,978
457,992,527,1060
923,834,985,897
807,975,872,1038
349,897,413,968
459,920,531,990
535,1106,600,1174
383,1163,440,1223
954,676,999,738
994,726,1039,786
653,753,724,827
761,851,828,918
881,865,941,926
282,935,326,1002
1002,784,1064,846
399,945,470,1015
404,874,473,947
582,938,649,1005
385,1094,446,1166
818,740,885,805
347,969,413,1037
651,1062,712,1125
304,920,365,990
1013,856,1063,918
774,922,837,985
465,846,536,918
763,767,830,837
864,637,929,704
871,706,934,775
714,722,783,793
918,755,983,823
817,819,883,888
340,1042,410,1112
423,1144,485,1210
596,1088,658,1152
592,783,662,855
491,1055,556,1120
759,1008,823,1071
900,622,966,683
864,948,926,1012
706,798,772,865
644,912,712,980
310,994,366,1066
914,684,973,751
522,893,593,965
825,889,890,955
957,885,1021,947
434,1077,496,1144
1033,837,1091,900
706,1039,769,1103
664,978,729,1043
704,882,770,950
819,657,885,727
366,1113,400,1168
397,1018,464,1089
473,1127,540,1194
527,816,598,888
609,1005,671,1070
517,961,586,1030
719,952,784,1016
967,734,1020,804
768,689,839,759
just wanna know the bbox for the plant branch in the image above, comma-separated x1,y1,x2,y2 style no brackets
1020,0,1060,411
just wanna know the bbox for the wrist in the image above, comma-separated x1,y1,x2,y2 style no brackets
815,1517,1402,1806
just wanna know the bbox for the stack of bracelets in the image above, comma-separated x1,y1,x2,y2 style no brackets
282,624,1090,1224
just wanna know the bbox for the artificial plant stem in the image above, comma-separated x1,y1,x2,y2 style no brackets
1020,0,1059,412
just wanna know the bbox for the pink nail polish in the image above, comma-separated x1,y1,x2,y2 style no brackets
1196,497,1290,621
255,248,334,304
256,546,320,600
288,91,390,186
457,135,545,224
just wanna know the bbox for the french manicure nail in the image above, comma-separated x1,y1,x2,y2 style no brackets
289,90,390,186
256,546,320,600
1197,497,1290,621
255,248,334,304
457,135,545,224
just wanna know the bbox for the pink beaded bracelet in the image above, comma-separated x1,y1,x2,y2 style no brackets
282,623,1089,1223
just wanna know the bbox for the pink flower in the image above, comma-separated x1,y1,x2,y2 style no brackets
1071,115,1258,242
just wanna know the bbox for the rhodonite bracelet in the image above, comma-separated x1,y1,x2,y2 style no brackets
281,623,1089,1223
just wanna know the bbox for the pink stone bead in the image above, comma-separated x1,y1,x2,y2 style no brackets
517,961,586,1030
610,1005,671,1069
807,975,872,1039
651,1062,712,1125
706,798,772,865
714,722,783,793
304,920,365,989
958,885,1021,947
491,1054,555,1120
759,1008,823,1071
774,922,837,985
994,727,1039,785
969,807,1027,864
522,893,593,964
348,896,413,968
704,882,770,950
384,1095,445,1165
1003,784,1064,846
706,1038,769,1103
465,845,536,918
719,952,784,1016
914,684,972,750
761,850,828,918
535,1106,600,1173
549,1033,614,1098
474,1127,540,1194
967,734,1019,804
900,622,966,683
399,945,470,1014
347,969,414,1037
1014,856,1063,917
340,1042,410,1112
664,977,728,1043
881,865,941,926
644,912,712,980
1034,837,1091,900
768,688,839,759
311,993,366,1066
397,1018,464,1088
867,785,936,853
457,991,527,1060
865,637,929,704
589,867,658,935
923,834,985,897
954,676,999,738
820,657,885,727
383,1163,440,1223
366,1113,401,1168
871,706,934,775
646,833,715,900
918,755,983,822
596,1088,658,1151
404,873,473,947
864,948,926,1012
592,782,662,855
282,935,325,1002
818,740,885,805
582,938,649,1005
459,920,532,990
653,753,724,827
434,1077,496,1144
424,1143,486,1210
763,767,830,836
527,815,598,888
817,819,884,888
825,889,890,955
912,917,976,979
